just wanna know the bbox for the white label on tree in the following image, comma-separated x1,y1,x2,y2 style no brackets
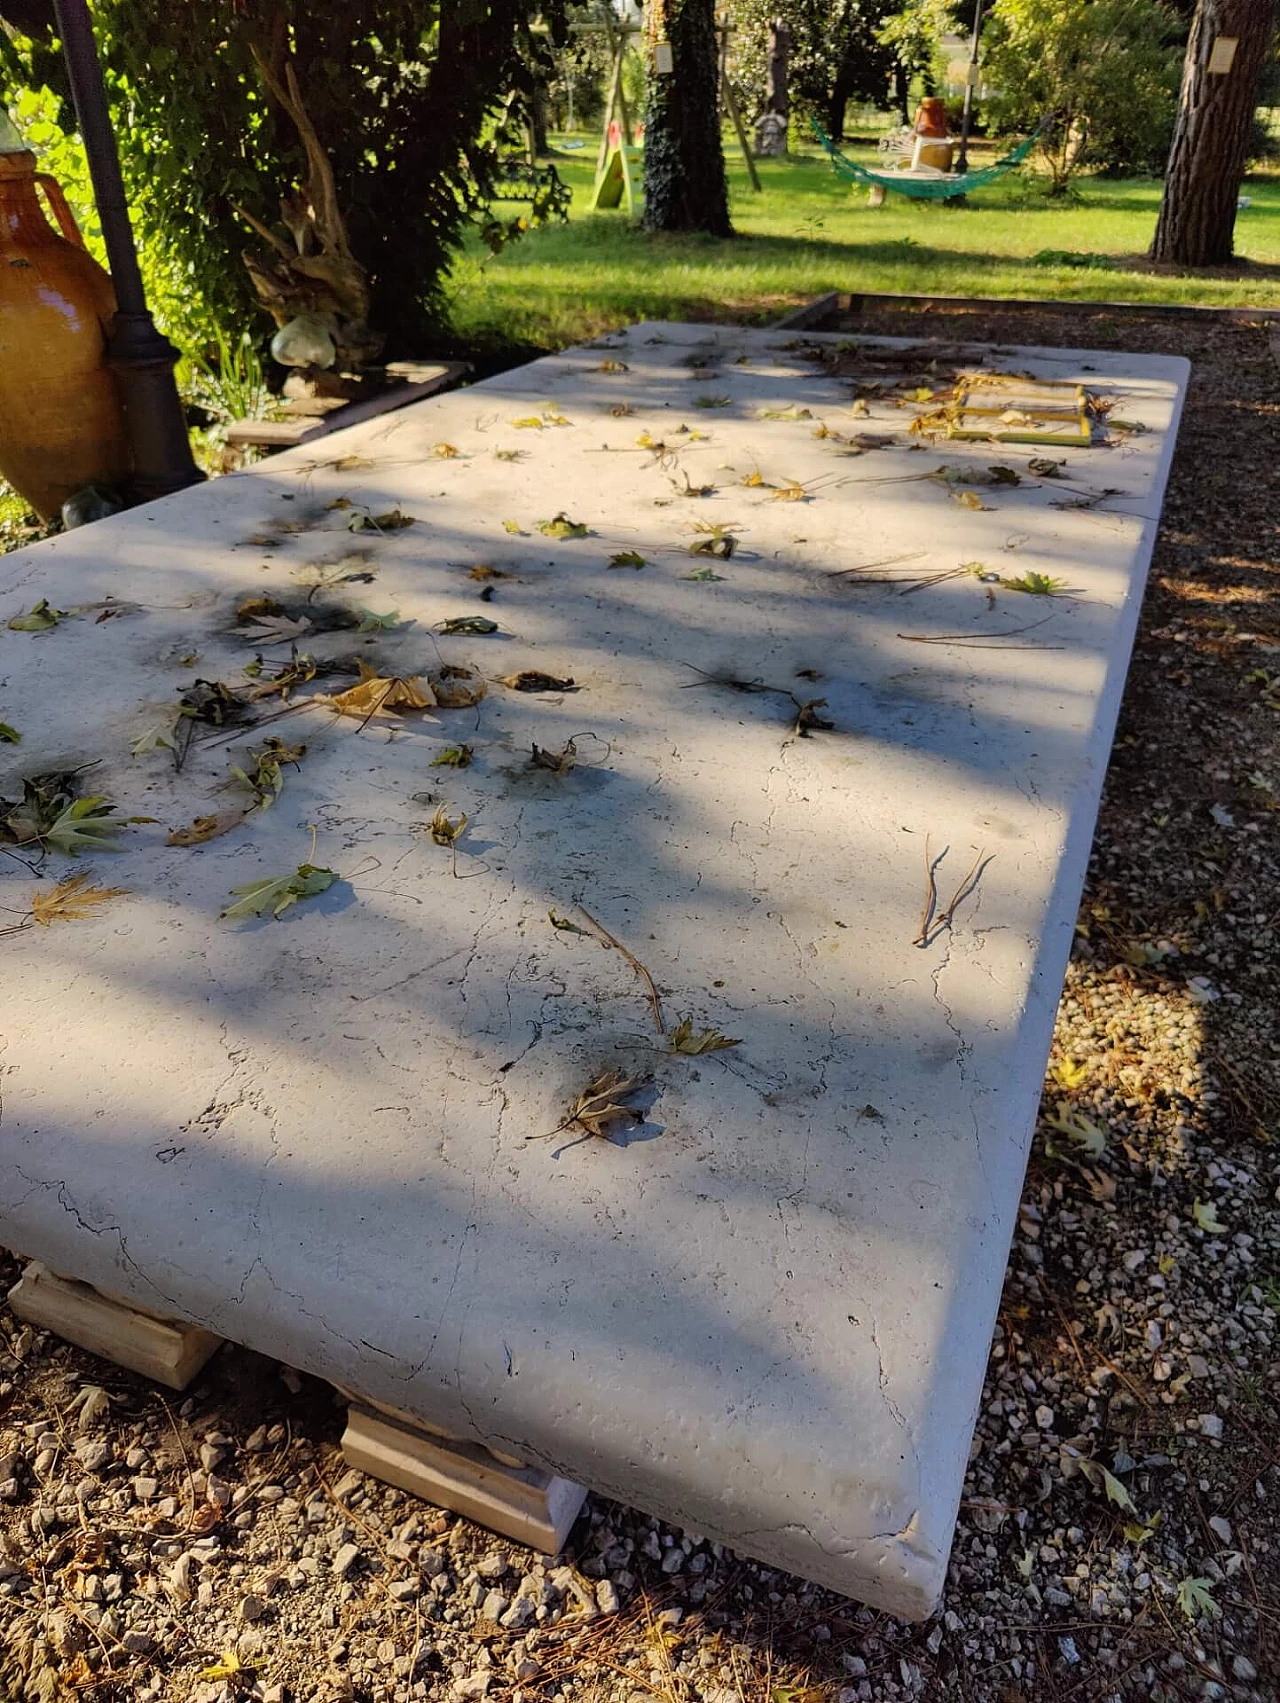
1207,36,1238,75
655,41,674,74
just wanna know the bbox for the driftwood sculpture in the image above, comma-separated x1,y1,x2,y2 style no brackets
235,49,383,368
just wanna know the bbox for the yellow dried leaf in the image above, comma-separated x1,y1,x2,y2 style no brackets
29,873,128,926
430,806,468,845
670,1017,741,1055
199,1652,243,1681
329,659,436,718
1052,1057,1091,1091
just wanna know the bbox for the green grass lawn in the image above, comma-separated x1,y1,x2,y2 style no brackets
447,136,1280,356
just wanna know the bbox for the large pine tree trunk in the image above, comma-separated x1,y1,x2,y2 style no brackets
1150,0,1276,266
642,0,732,235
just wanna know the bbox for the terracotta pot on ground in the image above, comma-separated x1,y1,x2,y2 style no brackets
0,150,129,521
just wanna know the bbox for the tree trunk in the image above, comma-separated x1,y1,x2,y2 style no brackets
894,62,910,126
527,84,549,161
1150,0,1276,266
642,0,731,235
826,60,859,142
765,18,790,118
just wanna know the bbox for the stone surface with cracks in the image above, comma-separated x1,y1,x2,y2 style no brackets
0,323,1187,1619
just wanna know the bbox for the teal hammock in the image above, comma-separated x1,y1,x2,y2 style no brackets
811,118,1048,201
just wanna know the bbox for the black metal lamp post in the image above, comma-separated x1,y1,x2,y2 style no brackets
955,0,986,176
52,0,204,505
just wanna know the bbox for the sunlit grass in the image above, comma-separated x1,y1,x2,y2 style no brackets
447,135,1280,355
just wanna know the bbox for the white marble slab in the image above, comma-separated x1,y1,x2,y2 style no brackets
0,324,1187,1617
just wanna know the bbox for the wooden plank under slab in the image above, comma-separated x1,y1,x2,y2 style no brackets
341,1406,586,1554
7,1263,222,1390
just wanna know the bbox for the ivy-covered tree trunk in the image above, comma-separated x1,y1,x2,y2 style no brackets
1150,0,1276,266
642,0,731,236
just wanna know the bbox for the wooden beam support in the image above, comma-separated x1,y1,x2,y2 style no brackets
341,1404,586,1554
7,1262,222,1390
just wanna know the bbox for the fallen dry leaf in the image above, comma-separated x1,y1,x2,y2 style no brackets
166,810,249,847
430,665,487,708
429,806,468,846
29,872,128,926
328,659,436,719
670,1017,741,1055
533,1068,648,1144
238,614,313,646
530,740,577,775
500,671,577,693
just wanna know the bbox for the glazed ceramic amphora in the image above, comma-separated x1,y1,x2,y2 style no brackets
0,150,130,521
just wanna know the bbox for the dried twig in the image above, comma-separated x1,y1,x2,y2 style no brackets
576,904,665,1034
912,836,944,947
915,844,992,947
897,616,1062,650
826,549,927,579
936,848,992,933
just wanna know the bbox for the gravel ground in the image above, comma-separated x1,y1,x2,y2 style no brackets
1,304,1277,1703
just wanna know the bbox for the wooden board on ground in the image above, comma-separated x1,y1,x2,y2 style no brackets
226,362,470,451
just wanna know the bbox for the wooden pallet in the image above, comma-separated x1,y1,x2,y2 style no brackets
7,1262,222,1390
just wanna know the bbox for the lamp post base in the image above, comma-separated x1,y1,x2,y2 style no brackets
107,311,205,506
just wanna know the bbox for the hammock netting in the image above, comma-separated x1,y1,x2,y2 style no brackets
812,118,1047,201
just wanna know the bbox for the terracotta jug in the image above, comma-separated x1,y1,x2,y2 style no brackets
911,98,954,173
0,150,130,521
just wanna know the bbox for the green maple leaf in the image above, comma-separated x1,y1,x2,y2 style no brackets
0,722,19,744
355,608,405,632
43,798,123,856
1176,1576,1220,1623
7,599,64,632
131,722,177,757
1045,1105,1107,1157
221,863,336,920
431,745,473,768
536,514,590,540
1193,1197,1227,1233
